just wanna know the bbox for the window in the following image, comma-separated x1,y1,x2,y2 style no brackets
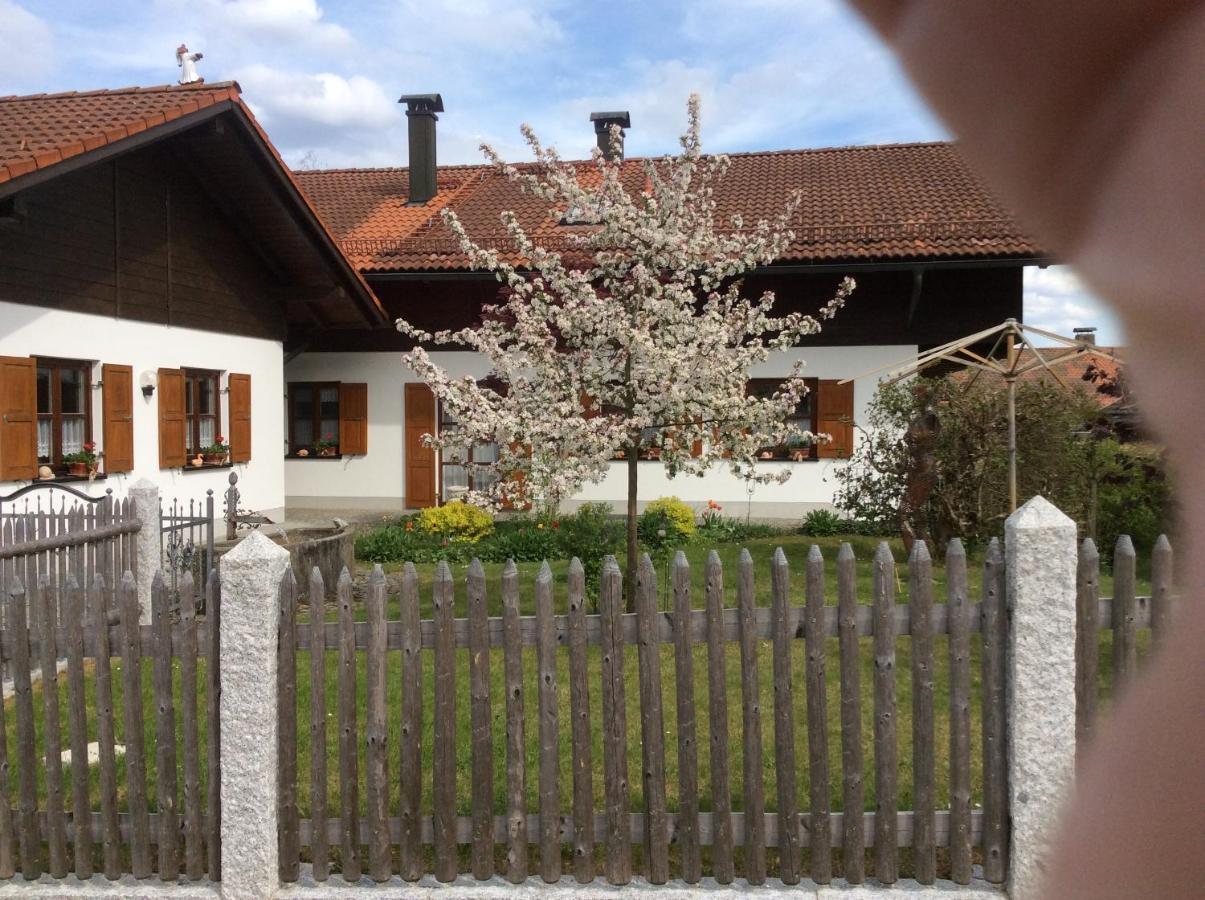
289,382,340,454
286,382,367,457
748,377,818,461
438,400,499,502
35,357,92,467
184,369,221,456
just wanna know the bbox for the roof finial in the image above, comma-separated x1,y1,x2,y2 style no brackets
176,44,205,85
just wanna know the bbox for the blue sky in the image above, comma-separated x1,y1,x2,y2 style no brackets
0,0,1123,344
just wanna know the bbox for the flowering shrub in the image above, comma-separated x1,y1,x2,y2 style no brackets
641,497,697,538
417,501,495,542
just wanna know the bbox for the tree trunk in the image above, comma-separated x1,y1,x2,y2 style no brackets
626,446,639,612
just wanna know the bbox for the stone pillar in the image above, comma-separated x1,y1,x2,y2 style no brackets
127,478,160,625
219,529,290,900
1005,495,1078,900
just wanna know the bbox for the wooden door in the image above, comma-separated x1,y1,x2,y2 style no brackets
404,383,436,508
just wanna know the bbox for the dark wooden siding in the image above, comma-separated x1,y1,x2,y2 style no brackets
301,265,1024,351
0,143,286,341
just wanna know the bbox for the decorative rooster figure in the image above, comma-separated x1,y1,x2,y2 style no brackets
176,44,204,84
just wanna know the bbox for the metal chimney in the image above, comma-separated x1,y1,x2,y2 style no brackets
589,111,631,161
1073,326,1097,345
399,93,444,205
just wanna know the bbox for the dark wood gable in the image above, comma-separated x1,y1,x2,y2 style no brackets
0,144,287,340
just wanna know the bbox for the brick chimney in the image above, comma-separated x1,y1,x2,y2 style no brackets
590,111,631,161
399,93,443,205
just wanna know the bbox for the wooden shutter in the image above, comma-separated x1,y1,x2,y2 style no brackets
339,383,368,456
404,383,436,508
157,367,187,468
101,364,134,473
228,373,252,463
817,379,855,459
0,356,37,481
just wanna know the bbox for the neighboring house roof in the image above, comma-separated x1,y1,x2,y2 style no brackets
0,82,386,328
294,142,1045,273
1013,347,1123,407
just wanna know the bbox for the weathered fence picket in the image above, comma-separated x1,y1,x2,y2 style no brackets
981,539,1008,883
502,561,528,883
398,563,422,881
1112,535,1137,691
836,542,865,883
910,542,937,885
770,547,800,884
180,571,204,880
704,550,735,884
872,542,898,884
671,552,701,884
737,549,766,884
365,566,390,882
566,558,595,884
946,540,973,884
308,568,329,882
336,568,360,882
635,554,669,883
278,569,300,882
37,578,67,878
467,558,494,880
431,561,456,883
804,545,831,885
599,557,631,884
535,562,561,883
152,572,180,880
1075,539,1100,750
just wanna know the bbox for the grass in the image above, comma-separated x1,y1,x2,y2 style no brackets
4,533,1149,876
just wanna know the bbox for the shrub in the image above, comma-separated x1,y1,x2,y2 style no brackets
489,516,560,562
355,521,472,564
801,508,844,537
417,500,494,542
639,497,696,540
557,503,624,586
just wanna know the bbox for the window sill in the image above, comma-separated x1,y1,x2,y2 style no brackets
180,462,234,473
286,454,343,461
30,472,108,485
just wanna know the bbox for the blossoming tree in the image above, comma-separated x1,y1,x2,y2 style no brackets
398,95,855,594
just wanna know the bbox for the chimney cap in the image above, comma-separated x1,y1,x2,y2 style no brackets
590,110,631,132
399,93,444,114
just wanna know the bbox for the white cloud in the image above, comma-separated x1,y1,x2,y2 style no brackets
386,0,563,54
235,64,397,129
195,0,352,49
1024,266,1127,346
0,1,55,84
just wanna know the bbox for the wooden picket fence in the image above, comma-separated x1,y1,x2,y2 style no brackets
0,569,221,882
1074,534,1172,755
279,539,1013,887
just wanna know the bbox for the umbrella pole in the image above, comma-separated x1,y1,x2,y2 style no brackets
1007,375,1018,513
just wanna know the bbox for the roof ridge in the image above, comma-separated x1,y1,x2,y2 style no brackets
0,81,240,102
294,140,959,177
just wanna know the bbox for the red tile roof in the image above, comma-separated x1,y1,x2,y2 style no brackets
0,82,242,185
294,142,1045,273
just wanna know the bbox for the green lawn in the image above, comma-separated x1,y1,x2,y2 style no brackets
6,533,1147,846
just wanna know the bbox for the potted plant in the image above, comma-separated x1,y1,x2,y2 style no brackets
201,436,230,465
313,434,338,457
785,432,810,461
63,441,98,476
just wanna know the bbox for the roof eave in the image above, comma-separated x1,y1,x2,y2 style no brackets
0,100,233,200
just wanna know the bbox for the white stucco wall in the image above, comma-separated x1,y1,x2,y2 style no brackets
284,345,915,519
0,300,285,518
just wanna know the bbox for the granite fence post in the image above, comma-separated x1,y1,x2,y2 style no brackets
1005,495,1078,900
219,529,290,900
127,478,160,625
